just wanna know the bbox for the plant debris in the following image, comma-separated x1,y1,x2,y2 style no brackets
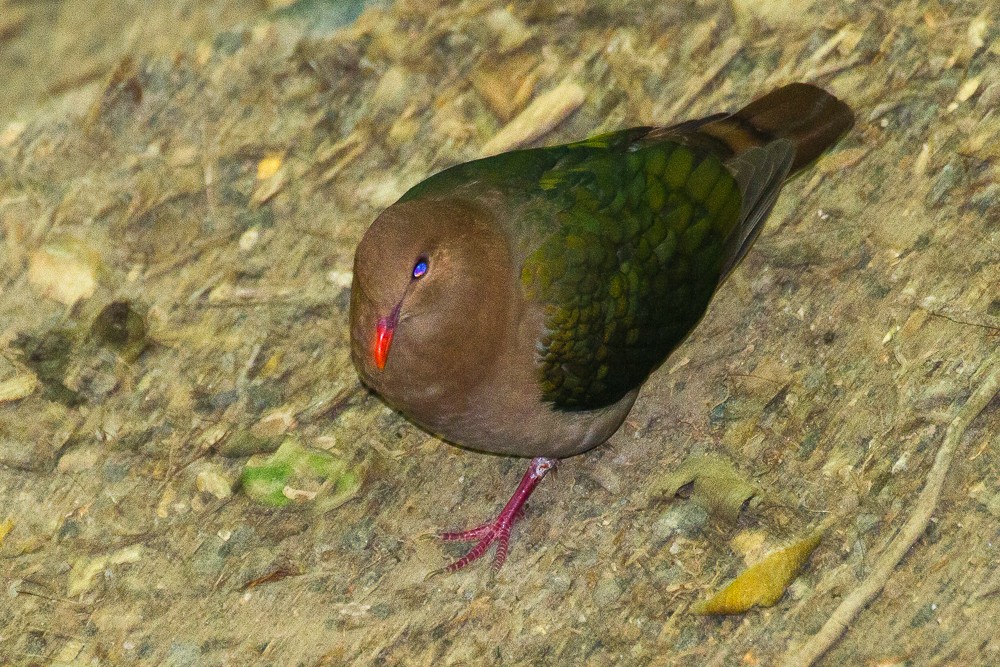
480,78,587,155
692,528,823,615
26,236,103,306
654,454,761,523
240,436,361,511
67,545,144,597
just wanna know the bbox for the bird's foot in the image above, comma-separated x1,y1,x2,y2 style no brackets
432,456,556,575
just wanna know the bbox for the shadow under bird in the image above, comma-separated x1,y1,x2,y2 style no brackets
350,83,854,573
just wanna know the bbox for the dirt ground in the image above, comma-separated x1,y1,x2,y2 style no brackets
1,0,998,665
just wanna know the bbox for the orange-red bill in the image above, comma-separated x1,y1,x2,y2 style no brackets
374,317,394,370
374,302,401,370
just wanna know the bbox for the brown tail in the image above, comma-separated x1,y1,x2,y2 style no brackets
701,83,854,174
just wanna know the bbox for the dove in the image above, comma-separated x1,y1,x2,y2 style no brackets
350,83,853,572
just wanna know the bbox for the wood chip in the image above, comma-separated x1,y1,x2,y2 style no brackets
481,78,586,156
954,77,981,103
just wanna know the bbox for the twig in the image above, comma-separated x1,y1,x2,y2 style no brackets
925,310,1000,334
780,361,999,667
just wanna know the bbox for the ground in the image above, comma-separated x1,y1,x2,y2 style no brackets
0,0,998,665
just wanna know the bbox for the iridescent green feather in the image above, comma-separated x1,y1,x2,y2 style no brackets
519,135,742,410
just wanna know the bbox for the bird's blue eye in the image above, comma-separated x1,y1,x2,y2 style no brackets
412,258,429,279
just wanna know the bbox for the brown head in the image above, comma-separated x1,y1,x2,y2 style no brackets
350,196,516,437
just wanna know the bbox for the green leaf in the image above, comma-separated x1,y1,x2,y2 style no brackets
240,437,361,510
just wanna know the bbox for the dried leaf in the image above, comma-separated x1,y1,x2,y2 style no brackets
655,455,760,523
0,518,13,545
27,236,103,306
470,52,540,121
484,8,534,53
692,529,823,615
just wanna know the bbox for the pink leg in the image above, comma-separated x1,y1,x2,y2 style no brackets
435,457,557,574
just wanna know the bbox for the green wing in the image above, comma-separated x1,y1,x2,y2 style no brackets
519,133,744,410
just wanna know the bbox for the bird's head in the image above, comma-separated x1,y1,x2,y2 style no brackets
349,196,514,418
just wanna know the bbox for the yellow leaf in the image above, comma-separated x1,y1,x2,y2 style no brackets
692,529,823,615
0,518,14,545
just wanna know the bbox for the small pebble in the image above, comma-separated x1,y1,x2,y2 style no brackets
593,576,624,607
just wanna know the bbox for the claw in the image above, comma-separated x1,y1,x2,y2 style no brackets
439,522,494,542
434,457,557,574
